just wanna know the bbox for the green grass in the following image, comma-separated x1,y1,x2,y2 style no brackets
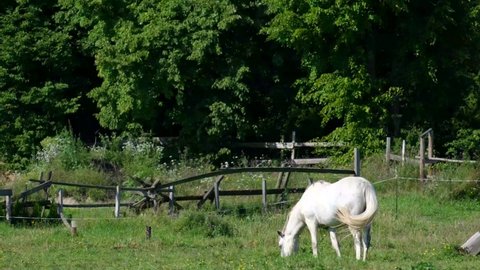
1,177,480,270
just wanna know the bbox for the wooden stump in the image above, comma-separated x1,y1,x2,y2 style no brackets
460,232,480,255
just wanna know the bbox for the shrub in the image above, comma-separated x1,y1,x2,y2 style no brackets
175,211,236,238
10,201,60,226
36,130,90,171
450,181,480,201
445,129,480,160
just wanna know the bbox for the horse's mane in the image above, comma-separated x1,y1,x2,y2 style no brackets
282,211,291,233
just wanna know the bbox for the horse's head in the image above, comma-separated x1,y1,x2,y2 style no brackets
277,230,297,257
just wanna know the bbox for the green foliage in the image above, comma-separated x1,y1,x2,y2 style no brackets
1,0,480,165
264,0,480,151
36,130,89,171
0,0,94,165
450,181,480,201
176,210,236,238
10,201,59,226
410,261,436,270
445,129,480,159
55,0,302,153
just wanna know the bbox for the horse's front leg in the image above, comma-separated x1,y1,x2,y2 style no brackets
305,219,318,256
328,228,341,257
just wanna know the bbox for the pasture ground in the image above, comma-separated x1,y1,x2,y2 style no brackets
1,177,479,270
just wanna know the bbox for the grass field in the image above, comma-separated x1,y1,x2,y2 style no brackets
1,174,480,270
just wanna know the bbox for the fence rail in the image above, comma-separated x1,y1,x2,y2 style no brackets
4,148,360,229
386,129,477,181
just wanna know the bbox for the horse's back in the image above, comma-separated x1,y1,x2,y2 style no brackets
332,176,374,212
298,176,374,226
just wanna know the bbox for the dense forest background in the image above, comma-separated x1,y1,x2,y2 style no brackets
1,0,479,166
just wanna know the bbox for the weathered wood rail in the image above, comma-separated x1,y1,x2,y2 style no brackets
154,166,357,191
0,189,12,222
233,131,344,165
386,129,477,181
2,148,360,226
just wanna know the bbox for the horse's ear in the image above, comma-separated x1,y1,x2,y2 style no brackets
277,230,284,238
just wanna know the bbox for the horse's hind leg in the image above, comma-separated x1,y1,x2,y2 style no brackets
305,219,318,256
328,228,341,257
349,227,362,260
362,223,372,260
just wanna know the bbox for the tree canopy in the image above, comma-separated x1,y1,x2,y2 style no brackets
0,0,479,164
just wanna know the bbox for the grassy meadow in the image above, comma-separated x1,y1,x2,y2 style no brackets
1,139,480,270
1,158,480,269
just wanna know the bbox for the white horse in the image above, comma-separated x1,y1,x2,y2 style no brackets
277,176,378,260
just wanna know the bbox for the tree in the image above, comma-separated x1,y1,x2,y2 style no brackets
58,0,302,152
264,0,480,152
0,0,95,164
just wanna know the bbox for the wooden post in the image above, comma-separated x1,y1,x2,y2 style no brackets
427,130,434,159
262,179,267,214
427,130,434,178
401,140,406,166
460,232,480,255
6,194,11,223
153,200,159,214
278,172,291,203
57,189,71,229
168,185,175,215
290,131,296,161
71,220,77,236
386,137,391,162
214,181,220,210
146,226,152,240
57,189,64,216
354,148,361,176
197,176,224,209
114,185,121,218
419,137,425,181
275,171,284,189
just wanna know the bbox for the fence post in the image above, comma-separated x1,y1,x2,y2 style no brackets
146,226,152,240
354,148,361,176
57,189,71,229
57,189,64,216
290,131,296,161
169,185,175,215
428,130,434,159
114,185,121,218
419,137,425,181
402,140,406,166
214,181,220,210
71,220,77,236
386,137,391,162
262,179,267,214
6,194,11,223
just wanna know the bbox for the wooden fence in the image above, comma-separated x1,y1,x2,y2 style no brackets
0,189,12,222
385,128,477,180
1,147,361,228
233,131,344,165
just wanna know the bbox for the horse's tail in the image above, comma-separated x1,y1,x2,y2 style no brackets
336,182,378,230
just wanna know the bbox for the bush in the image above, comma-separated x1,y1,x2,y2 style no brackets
90,133,164,186
36,130,89,171
445,129,480,160
175,211,236,238
10,201,60,226
450,181,480,201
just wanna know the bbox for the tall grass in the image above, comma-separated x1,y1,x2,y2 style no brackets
1,179,479,270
